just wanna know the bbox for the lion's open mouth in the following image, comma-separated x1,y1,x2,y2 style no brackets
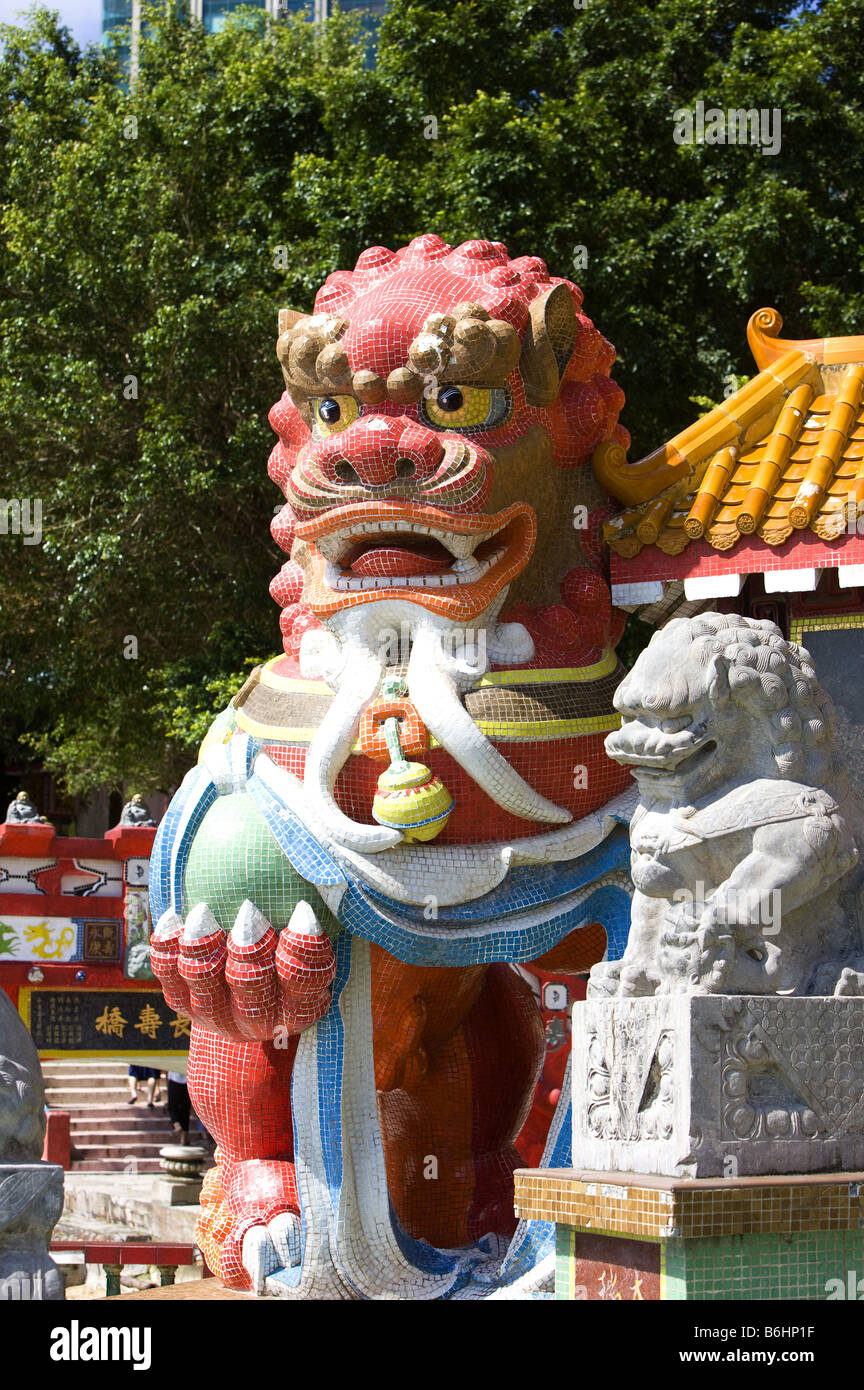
320,526,507,591
628,738,717,779
296,502,535,618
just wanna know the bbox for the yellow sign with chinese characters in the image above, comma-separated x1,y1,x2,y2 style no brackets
18,988,190,1060
95,1005,128,1038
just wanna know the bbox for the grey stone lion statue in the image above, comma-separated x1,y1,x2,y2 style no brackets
589,612,864,999
0,989,64,1299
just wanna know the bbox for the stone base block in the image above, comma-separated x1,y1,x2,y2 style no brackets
572,994,864,1178
152,1177,203,1207
0,1161,65,1300
514,1167,864,1300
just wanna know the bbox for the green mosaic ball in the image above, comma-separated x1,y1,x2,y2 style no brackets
182,792,339,939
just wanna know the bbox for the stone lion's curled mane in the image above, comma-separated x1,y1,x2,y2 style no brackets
653,613,842,790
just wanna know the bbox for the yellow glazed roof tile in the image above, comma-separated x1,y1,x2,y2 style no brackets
596,310,864,560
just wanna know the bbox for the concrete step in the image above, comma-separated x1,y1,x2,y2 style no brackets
45,1090,130,1107
44,1074,138,1090
45,1080,135,1094
65,1106,205,1127
43,1063,130,1076
70,1127,176,1145
70,1159,165,1173
43,1062,130,1076
43,1058,129,1066
69,1115,175,1133
67,1102,169,1115
71,1139,170,1159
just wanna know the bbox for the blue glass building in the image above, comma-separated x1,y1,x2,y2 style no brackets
102,0,386,42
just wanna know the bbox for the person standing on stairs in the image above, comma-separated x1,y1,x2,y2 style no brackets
166,1071,191,1143
127,1066,160,1107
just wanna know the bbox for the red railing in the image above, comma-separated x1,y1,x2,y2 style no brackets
50,1240,211,1296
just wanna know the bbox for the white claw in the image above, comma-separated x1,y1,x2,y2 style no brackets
183,903,221,941
153,908,184,940
241,1225,281,1296
268,1211,302,1268
287,900,322,937
231,899,271,947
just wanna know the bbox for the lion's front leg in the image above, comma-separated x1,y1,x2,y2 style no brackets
588,890,665,997
656,820,850,994
188,1026,303,1291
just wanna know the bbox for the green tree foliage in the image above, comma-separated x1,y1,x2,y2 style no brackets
0,0,862,795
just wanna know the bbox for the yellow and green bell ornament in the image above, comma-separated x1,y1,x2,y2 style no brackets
372,717,453,843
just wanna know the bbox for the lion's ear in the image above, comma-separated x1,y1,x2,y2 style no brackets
519,284,579,407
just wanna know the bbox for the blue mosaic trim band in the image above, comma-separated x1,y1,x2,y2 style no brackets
168,771,219,915
246,768,346,889
364,828,631,924
496,1055,573,1289
149,763,216,922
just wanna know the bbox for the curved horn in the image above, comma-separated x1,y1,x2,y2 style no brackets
407,623,571,826
302,636,402,853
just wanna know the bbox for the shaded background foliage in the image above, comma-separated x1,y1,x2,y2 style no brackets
0,0,862,800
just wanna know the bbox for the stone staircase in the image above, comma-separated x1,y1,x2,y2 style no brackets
43,1060,207,1173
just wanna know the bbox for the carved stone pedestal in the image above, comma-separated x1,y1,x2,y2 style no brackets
152,1145,208,1206
0,983,64,1299
572,995,864,1179
0,1161,65,1300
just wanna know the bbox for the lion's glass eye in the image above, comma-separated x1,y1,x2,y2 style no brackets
313,396,360,435
422,385,510,431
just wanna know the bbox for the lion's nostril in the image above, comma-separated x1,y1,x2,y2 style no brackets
333,461,359,485
395,458,416,479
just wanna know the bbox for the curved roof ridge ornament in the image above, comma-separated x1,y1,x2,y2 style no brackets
748,306,864,370
593,345,813,507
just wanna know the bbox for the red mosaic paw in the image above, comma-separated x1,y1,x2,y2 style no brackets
151,899,336,1042
150,909,190,1013
273,900,338,1033
197,1156,302,1291
240,1213,302,1293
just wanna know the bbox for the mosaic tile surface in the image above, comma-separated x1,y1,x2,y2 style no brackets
539,1168,864,1300
515,1168,864,1238
149,236,641,1299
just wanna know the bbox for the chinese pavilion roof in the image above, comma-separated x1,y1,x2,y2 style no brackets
593,309,864,589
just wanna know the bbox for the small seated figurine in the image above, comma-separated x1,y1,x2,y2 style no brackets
4,791,49,825
119,793,156,828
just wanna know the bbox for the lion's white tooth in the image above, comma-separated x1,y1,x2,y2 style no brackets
451,555,481,574
316,527,355,565
443,533,483,558
315,536,341,562
324,560,341,588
